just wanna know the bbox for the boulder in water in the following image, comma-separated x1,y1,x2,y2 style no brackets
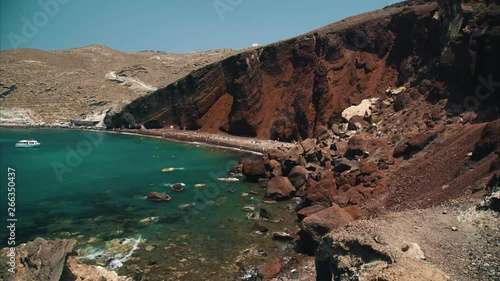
147,192,171,202
170,183,185,192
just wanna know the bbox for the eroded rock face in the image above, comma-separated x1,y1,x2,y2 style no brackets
107,2,446,139
439,0,500,116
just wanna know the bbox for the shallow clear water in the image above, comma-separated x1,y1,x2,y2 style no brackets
0,128,297,280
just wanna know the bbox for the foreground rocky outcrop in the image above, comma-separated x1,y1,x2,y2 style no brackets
0,238,131,281
315,224,449,281
314,197,500,281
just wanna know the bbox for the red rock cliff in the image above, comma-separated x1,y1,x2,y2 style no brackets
107,0,500,140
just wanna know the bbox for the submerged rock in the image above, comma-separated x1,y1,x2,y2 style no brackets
147,192,171,202
170,183,185,192
252,222,269,233
242,205,256,211
272,232,294,241
259,207,272,220
139,216,159,223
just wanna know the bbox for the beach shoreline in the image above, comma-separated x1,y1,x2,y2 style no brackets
0,125,295,156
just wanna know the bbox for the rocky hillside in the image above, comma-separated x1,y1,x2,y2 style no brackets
0,45,237,125
107,0,499,140
107,0,500,279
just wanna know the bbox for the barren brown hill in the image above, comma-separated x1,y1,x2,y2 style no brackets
0,45,237,124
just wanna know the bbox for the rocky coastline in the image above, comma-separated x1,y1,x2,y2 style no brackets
0,124,295,155
1,0,500,280
2,120,499,280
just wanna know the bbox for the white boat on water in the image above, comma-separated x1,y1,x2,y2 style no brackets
216,177,239,182
15,139,41,148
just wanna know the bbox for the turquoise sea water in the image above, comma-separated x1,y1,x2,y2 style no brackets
0,128,296,280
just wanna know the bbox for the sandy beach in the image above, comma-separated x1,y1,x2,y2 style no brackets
0,124,296,155
113,128,296,155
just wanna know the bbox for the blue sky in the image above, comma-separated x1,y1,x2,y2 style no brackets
0,0,402,53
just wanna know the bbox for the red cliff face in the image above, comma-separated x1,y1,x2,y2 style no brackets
107,0,500,140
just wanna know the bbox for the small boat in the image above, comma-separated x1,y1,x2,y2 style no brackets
194,183,206,188
162,168,175,173
216,177,239,182
15,139,41,148
178,203,192,210
140,216,159,223
170,183,185,192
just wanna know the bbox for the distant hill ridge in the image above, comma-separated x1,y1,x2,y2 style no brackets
0,44,237,125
